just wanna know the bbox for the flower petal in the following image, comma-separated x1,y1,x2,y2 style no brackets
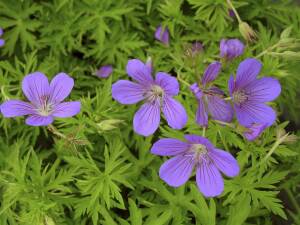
155,25,169,45
184,135,215,150
133,100,160,136
236,58,262,88
22,72,50,105
196,98,208,127
96,65,113,78
228,75,235,96
112,80,145,104
243,123,268,141
155,72,179,96
202,62,221,85
126,59,153,84
52,101,81,118
151,138,189,156
235,102,276,127
207,94,233,123
159,155,194,187
162,96,187,129
25,115,53,126
245,77,281,102
196,161,224,197
0,39,5,47
49,73,74,104
220,39,244,60
209,148,240,177
1,100,35,117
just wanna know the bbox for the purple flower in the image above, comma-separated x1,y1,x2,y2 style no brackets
190,62,233,127
151,135,240,197
0,28,5,47
220,39,244,60
243,123,267,141
0,72,81,126
229,58,281,127
96,65,113,78
112,59,187,136
155,25,169,45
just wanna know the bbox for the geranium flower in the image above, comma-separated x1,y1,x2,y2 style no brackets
0,72,81,126
229,58,281,127
96,65,113,78
151,135,240,197
112,59,187,136
154,25,169,45
220,39,244,60
190,62,233,127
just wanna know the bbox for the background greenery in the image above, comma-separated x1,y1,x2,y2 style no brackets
0,0,299,224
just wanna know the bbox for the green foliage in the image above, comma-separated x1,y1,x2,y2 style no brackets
0,0,300,225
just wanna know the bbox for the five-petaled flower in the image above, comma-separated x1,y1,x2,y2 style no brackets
220,39,244,60
0,28,5,47
151,135,240,197
154,25,169,45
229,58,281,127
112,59,187,136
190,62,233,127
0,72,81,126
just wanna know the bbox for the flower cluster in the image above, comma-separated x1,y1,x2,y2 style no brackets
110,33,281,197
0,25,282,198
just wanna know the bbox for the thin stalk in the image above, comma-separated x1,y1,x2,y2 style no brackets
227,0,243,24
177,74,191,87
47,124,66,139
285,187,300,215
202,127,206,137
261,133,289,163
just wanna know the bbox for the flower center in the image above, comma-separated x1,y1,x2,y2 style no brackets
37,95,53,116
151,85,164,97
146,85,164,102
189,144,208,162
232,90,248,104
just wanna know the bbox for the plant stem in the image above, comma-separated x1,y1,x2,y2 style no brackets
214,120,235,128
177,74,191,87
227,0,243,24
202,127,206,137
261,133,289,163
47,124,66,139
285,187,300,215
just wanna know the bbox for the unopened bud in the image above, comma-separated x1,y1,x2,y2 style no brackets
283,134,298,144
239,22,257,43
97,119,124,131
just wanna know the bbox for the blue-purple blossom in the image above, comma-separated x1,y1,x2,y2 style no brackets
220,39,244,60
228,9,235,18
155,25,169,45
0,28,5,47
151,135,240,197
112,59,187,136
96,65,113,78
0,72,81,126
243,123,268,141
229,58,281,127
190,62,233,127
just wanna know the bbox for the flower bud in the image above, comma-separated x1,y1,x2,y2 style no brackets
96,65,113,78
239,22,257,42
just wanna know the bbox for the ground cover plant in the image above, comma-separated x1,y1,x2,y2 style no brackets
0,0,300,224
